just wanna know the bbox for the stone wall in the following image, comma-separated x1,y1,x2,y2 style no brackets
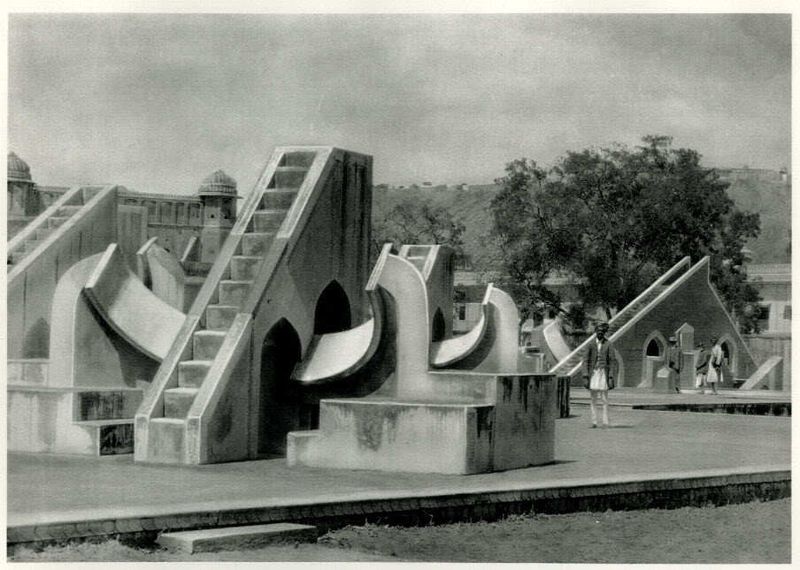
744,333,791,391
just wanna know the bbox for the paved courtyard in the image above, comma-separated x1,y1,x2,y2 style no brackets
9,407,789,528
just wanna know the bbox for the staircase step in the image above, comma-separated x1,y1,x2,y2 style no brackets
206,304,238,331
164,387,199,418
280,151,316,168
147,417,186,464
47,216,70,229
35,227,54,241
193,330,227,360
157,523,318,554
252,210,287,233
23,240,42,253
8,250,29,265
230,255,262,281
273,166,308,188
57,205,83,217
178,360,213,388
261,189,298,210
241,232,274,256
219,280,253,307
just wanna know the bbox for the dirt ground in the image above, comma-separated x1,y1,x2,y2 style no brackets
11,498,790,563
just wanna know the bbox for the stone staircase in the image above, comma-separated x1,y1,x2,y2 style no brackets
151,155,312,429
550,257,692,378
7,204,83,267
552,285,669,376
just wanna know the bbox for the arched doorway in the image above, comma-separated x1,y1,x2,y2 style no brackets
641,331,666,387
431,308,446,342
258,318,302,457
314,281,351,335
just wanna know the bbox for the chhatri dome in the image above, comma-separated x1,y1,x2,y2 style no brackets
197,170,238,198
8,152,32,183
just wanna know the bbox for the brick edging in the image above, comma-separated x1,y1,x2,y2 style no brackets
7,469,790,547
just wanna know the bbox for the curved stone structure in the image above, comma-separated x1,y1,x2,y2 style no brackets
292,292,383,385
84,244,186,362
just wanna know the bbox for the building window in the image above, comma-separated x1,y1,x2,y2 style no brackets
756,305,771,331
646,338,662,357
783,305,791,320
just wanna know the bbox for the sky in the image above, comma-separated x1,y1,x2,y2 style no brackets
7,13,791,197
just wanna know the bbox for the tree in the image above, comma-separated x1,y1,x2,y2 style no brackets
372,198,466,263
490,136,762,332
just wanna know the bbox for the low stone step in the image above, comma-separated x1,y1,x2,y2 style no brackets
273,166,308,188
47,216,70,229
241,232,274,257
193,330,227,360
157,523,318,554
206,304,238,331
164,387,199,418
178,360,213,388
57,205,83,217
252,210,286,233
230,255,262,281
261,189,298,210
219,280,253,308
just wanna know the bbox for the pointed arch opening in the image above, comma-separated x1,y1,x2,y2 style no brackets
643,331,666,359
314,280,352,335
258,318,302,457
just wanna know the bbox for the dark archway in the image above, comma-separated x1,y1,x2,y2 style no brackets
258,318,303,457
646,338,662,357
431,308,446,342
314,281,351,335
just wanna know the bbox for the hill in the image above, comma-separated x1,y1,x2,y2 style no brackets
372,173,790,268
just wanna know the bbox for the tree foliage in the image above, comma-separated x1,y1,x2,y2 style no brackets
372,197,466,263
490,136,762,332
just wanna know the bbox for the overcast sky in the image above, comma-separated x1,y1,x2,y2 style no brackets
8,13,791,196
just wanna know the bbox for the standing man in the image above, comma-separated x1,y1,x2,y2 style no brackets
583,322,615,428
667,335,682,393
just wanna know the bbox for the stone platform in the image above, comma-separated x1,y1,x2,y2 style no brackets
570,387,790,415
7,407,789,546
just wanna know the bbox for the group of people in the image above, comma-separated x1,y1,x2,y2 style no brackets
583,323,728,429
667,334,726,395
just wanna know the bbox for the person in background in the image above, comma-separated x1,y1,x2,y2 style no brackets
667,336,682,394
708,336,724,395
695,342,709,393
583,322,615,428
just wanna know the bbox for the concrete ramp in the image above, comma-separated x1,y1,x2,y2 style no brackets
740,356,784,391
84,244,186,361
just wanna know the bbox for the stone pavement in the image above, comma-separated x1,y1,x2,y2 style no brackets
9,407,789,536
